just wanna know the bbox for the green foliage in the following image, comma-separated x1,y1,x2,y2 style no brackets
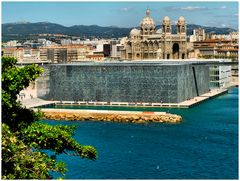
1,57,97,179
21,122,97,159
2,124,67,179
2,57,43,131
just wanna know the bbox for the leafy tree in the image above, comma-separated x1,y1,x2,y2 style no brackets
1,57,97,179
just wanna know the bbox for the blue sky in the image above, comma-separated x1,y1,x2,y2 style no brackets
2,1,239,29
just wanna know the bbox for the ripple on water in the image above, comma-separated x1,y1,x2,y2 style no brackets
45,88,238,179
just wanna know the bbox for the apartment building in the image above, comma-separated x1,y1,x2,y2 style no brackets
39,44,94,62
2,47,41,62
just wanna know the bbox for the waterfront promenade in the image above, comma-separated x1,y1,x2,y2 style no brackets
21,88,228,109
174,88,228,108
21,98,57,109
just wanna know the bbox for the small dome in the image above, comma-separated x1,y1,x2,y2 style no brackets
163,16,170,21
130,28,140,36
178,16,185,22
163,16,170,25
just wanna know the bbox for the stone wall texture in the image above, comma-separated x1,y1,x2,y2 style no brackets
36,65,50,99
40,62,209,103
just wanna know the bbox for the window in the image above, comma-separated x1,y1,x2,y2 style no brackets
182,53,185,59
167,54,170,59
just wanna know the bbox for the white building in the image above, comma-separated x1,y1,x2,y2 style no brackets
110,39,123,59
209,59,232,88
61,39,72,45
38,39,53,46
190,28,206,42
230,32,239,41
96,44,104,52
6,40,18,47
211,34,231,40
72,39,82,44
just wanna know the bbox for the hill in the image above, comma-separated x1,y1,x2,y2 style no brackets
2,22,236,42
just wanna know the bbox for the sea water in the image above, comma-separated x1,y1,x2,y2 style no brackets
45,87,238,179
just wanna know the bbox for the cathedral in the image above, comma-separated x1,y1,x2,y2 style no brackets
120,9,188,60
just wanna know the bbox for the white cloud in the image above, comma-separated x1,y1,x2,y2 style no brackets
221,24,226,27
120,7,131,12
181,6,208,11
165,6,208,12
220,6,227,9
173,20,178,24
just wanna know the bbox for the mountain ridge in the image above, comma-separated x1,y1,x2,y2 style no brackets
2,22,236,41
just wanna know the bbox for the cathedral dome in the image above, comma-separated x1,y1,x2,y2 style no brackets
140,9,156,30
130,28,140,36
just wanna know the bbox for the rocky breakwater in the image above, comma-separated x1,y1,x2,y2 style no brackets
40,109,182,124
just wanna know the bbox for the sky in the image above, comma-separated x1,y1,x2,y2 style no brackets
2,1,239,29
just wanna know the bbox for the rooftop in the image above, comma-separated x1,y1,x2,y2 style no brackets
54,59,234,66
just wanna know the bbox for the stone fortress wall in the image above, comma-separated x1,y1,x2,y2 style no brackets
37,62,209,103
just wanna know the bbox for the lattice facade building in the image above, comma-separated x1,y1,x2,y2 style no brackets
120,9,188,60
42,62,209,103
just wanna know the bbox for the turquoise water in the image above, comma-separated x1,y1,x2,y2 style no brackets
44,88,238,179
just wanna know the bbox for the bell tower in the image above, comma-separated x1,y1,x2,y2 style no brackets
177,16,186,34
162,16,171,34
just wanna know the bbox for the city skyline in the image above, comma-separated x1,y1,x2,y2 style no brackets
2,1,239,29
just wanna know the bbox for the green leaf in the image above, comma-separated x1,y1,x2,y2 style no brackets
1,56,97,179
